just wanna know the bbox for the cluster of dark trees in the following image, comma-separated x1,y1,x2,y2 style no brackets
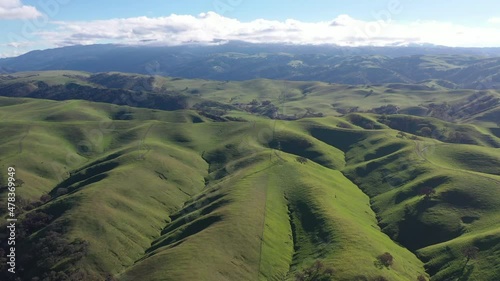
236,99,279,119
0,190,96,281
192,100,238,121
377,115,480,145
293,257,431,281
293,257,428,281
370,104,400,115
0,82,189,112
427,95,499,121
87,73,156,92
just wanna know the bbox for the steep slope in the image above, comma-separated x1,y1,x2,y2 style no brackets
298,120,500,281
0,98,430,281
0,81,499,281
1,71,499,125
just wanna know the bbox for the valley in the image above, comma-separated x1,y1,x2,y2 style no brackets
0,70,499,280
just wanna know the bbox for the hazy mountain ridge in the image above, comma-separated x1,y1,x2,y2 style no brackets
1,43,500,89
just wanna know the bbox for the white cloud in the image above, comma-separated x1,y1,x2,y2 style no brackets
488,17,500,24
8,12,500,49
0,0,42,20
0,49,26,58
5,41,30,48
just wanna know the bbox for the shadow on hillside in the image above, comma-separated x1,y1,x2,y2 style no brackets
290,201,331,245
164,193,229,235
394,175,449,204
364,142,405,161
269,137,334,169
440,189,481,208
490,127,500,138
457,264,475,281
309,127,366,152
148,215,223,254
355,153,402,178
396,200,463,251
49,161,119,197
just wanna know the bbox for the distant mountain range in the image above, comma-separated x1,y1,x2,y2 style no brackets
1,42,500,89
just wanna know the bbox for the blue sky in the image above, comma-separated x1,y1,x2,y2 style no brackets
1,0,500,57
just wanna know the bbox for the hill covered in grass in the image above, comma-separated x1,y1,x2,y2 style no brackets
1,71,499,125
0,71,499,281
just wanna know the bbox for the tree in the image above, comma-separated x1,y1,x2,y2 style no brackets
377,252,394,268
40,194,52,203
295,260,334,281
463,246,479,265
419,187,436,199
396,131,407,138
418,127,432,137
56,188,69,196
249,99,260,106
336,122,351,129
296,156,308,164
417,275,427,281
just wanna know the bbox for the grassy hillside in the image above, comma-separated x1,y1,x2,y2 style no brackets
1,71,499,125
0,98,424,280
0,71,499,281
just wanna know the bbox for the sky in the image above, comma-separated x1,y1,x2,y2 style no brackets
1,0,500,58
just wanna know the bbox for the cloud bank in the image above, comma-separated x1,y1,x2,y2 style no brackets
0,0,42,20
3,12,500,58
38,12,500,48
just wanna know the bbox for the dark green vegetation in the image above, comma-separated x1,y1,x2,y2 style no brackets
1,43,500,89
0,71,499,281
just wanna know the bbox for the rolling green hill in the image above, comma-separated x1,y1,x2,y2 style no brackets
0,71,499,281
1,71,499,125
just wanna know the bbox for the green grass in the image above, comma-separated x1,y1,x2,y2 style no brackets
3,71,500,125
0,76,499,281
424,144,500,176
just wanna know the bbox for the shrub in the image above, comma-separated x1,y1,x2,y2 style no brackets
377,252,394,267
56,188,69,196
40,194,52,203
24,201,42,211
396,131,407,138
336,122,352,129
295,260,334,281
296,157,308,164
418,127,432,137
19,211,53,237
463,246,479,264
419,187,436,199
